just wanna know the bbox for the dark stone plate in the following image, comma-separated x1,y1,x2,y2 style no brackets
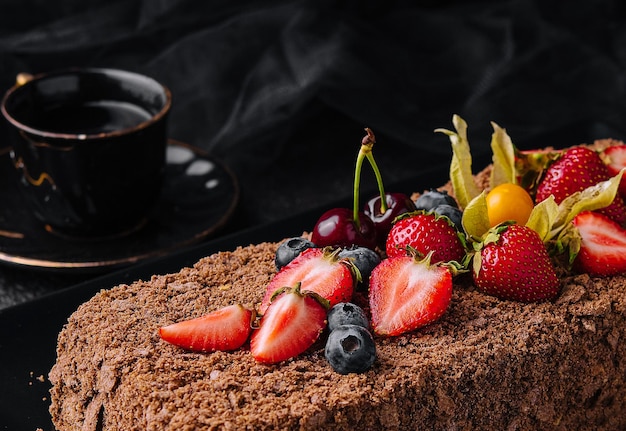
0,139,238,272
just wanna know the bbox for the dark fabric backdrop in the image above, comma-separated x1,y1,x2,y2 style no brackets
2,0,626,224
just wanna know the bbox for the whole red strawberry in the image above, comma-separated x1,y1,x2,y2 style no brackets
259,247,356,315
385,212,466,263
535,146,626,225
369,252,454,336
472,224,560,302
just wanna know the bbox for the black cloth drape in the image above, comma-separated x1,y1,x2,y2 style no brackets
2,0,626,224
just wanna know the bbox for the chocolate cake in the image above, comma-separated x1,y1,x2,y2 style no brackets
49,242,626,430
49,150,626,430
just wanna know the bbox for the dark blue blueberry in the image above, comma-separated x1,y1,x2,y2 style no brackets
338,246,381,286
433,204,464,231
275,237,315,270
414,189,458,211
325,325,376,374
327,302,369,332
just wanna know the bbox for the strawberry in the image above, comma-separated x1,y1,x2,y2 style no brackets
514,148,560,195
600,144,626,199
369,252,453,336
535,146,626,225
259,247,355,315
472,224,560,302
159,304,253,352
250,283,328,364
385,212,466,263
572,211,626,277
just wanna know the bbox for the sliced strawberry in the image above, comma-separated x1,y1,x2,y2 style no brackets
369,253,453,336
536,146,626,225
159,304,253,352
601,144,626,199
385,212,466,263
572,211,626,277
259,247,355,315
472,224,560,302
250,283,328,364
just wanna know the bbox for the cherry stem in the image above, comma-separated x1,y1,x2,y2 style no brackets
353,146,366,229
361,128,388,213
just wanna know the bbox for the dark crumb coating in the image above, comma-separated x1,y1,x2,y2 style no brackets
49,240,626,431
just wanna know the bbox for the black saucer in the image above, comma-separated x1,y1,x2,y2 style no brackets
0,139,238,272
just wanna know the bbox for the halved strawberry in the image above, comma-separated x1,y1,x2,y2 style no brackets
159,304,254,352
601,144,626,199
385,212,466,263
369,252,453,336
250,283,328,364
535,146,626,225
572,211,626,277
472,224,560,302
259,247,355,314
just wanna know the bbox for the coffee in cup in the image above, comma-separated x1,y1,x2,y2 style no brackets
1,68,172,239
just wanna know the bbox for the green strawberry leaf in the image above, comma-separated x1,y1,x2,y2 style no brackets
489,121,517,188
435,114,480,209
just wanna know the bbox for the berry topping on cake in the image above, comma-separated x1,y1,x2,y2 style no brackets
601,144,626,199
572,211,626,277
312,208,377,249
432,203,464,231
359,128,416,243
338,246,381,289
369,252,456,336
158,304,254,352
414,188,458,211
259,247,356,315
312,128,413,248
471,224,560,303
325,324,376,374
274,237,316,270
536,146,626,226
385,212,466,263
327,302,370,332
364,191,416,244
250,283,328,364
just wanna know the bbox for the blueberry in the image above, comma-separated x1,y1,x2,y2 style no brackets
433,204,464,231
325,325,376,374
327,302,369,332
275,237,315,270
414,189,458,211
338,246,381,286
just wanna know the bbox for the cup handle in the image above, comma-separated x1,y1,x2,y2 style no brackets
16,73,34,86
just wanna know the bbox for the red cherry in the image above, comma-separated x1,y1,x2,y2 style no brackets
311,208,377,249
364,192,416,244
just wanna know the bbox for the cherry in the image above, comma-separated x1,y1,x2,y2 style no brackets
364,192,416,244
311,208,377,249
358,128,416,244
311,128,381,250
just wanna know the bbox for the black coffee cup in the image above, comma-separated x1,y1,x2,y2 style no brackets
1,68,172,239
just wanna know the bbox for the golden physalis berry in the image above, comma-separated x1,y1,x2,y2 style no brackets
486,183,534,227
